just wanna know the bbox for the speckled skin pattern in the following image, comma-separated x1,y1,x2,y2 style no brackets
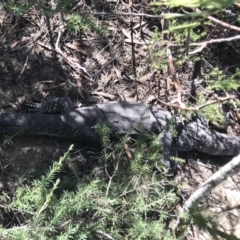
23,97,73,113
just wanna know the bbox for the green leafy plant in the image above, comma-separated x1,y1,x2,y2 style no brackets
152,0,237,11
0,124,181,239
1,1,108,35
197,94,225,123
206,67,240,91
1,2,27,16
149,29,168,71
67,14,108,35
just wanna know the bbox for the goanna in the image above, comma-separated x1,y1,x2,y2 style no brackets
0,97,239,159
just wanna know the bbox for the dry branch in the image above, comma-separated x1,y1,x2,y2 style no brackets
172,153,240,234
170,35,240,54
157,95,235,111
183,153,240,212
55,32,93,81
196,8,240,32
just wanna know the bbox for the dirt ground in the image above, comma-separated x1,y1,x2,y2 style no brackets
0,1,240,239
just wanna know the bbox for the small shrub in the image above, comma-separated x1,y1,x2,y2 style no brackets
0,124,180,239
206,68,240,91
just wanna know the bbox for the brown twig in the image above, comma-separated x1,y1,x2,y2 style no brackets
170,35,240,55
196,8,240,32
55,32,93,81
16,47,32,81
157,95,235,111
78,11,166,19
166,42,183,104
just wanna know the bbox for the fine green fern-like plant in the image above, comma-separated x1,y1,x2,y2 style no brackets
67,13,109,35
197,94,225,123
206,67,240,91
1,1,108,36
0,124,180,239
149,29,169,72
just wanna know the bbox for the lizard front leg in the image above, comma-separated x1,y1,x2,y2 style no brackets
22,97,73,113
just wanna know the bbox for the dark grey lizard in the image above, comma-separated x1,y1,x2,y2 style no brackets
0,98,239,159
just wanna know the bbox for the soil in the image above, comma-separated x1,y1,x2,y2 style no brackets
0,2,240,239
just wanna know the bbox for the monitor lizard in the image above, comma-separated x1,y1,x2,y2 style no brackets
0,98,239,161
